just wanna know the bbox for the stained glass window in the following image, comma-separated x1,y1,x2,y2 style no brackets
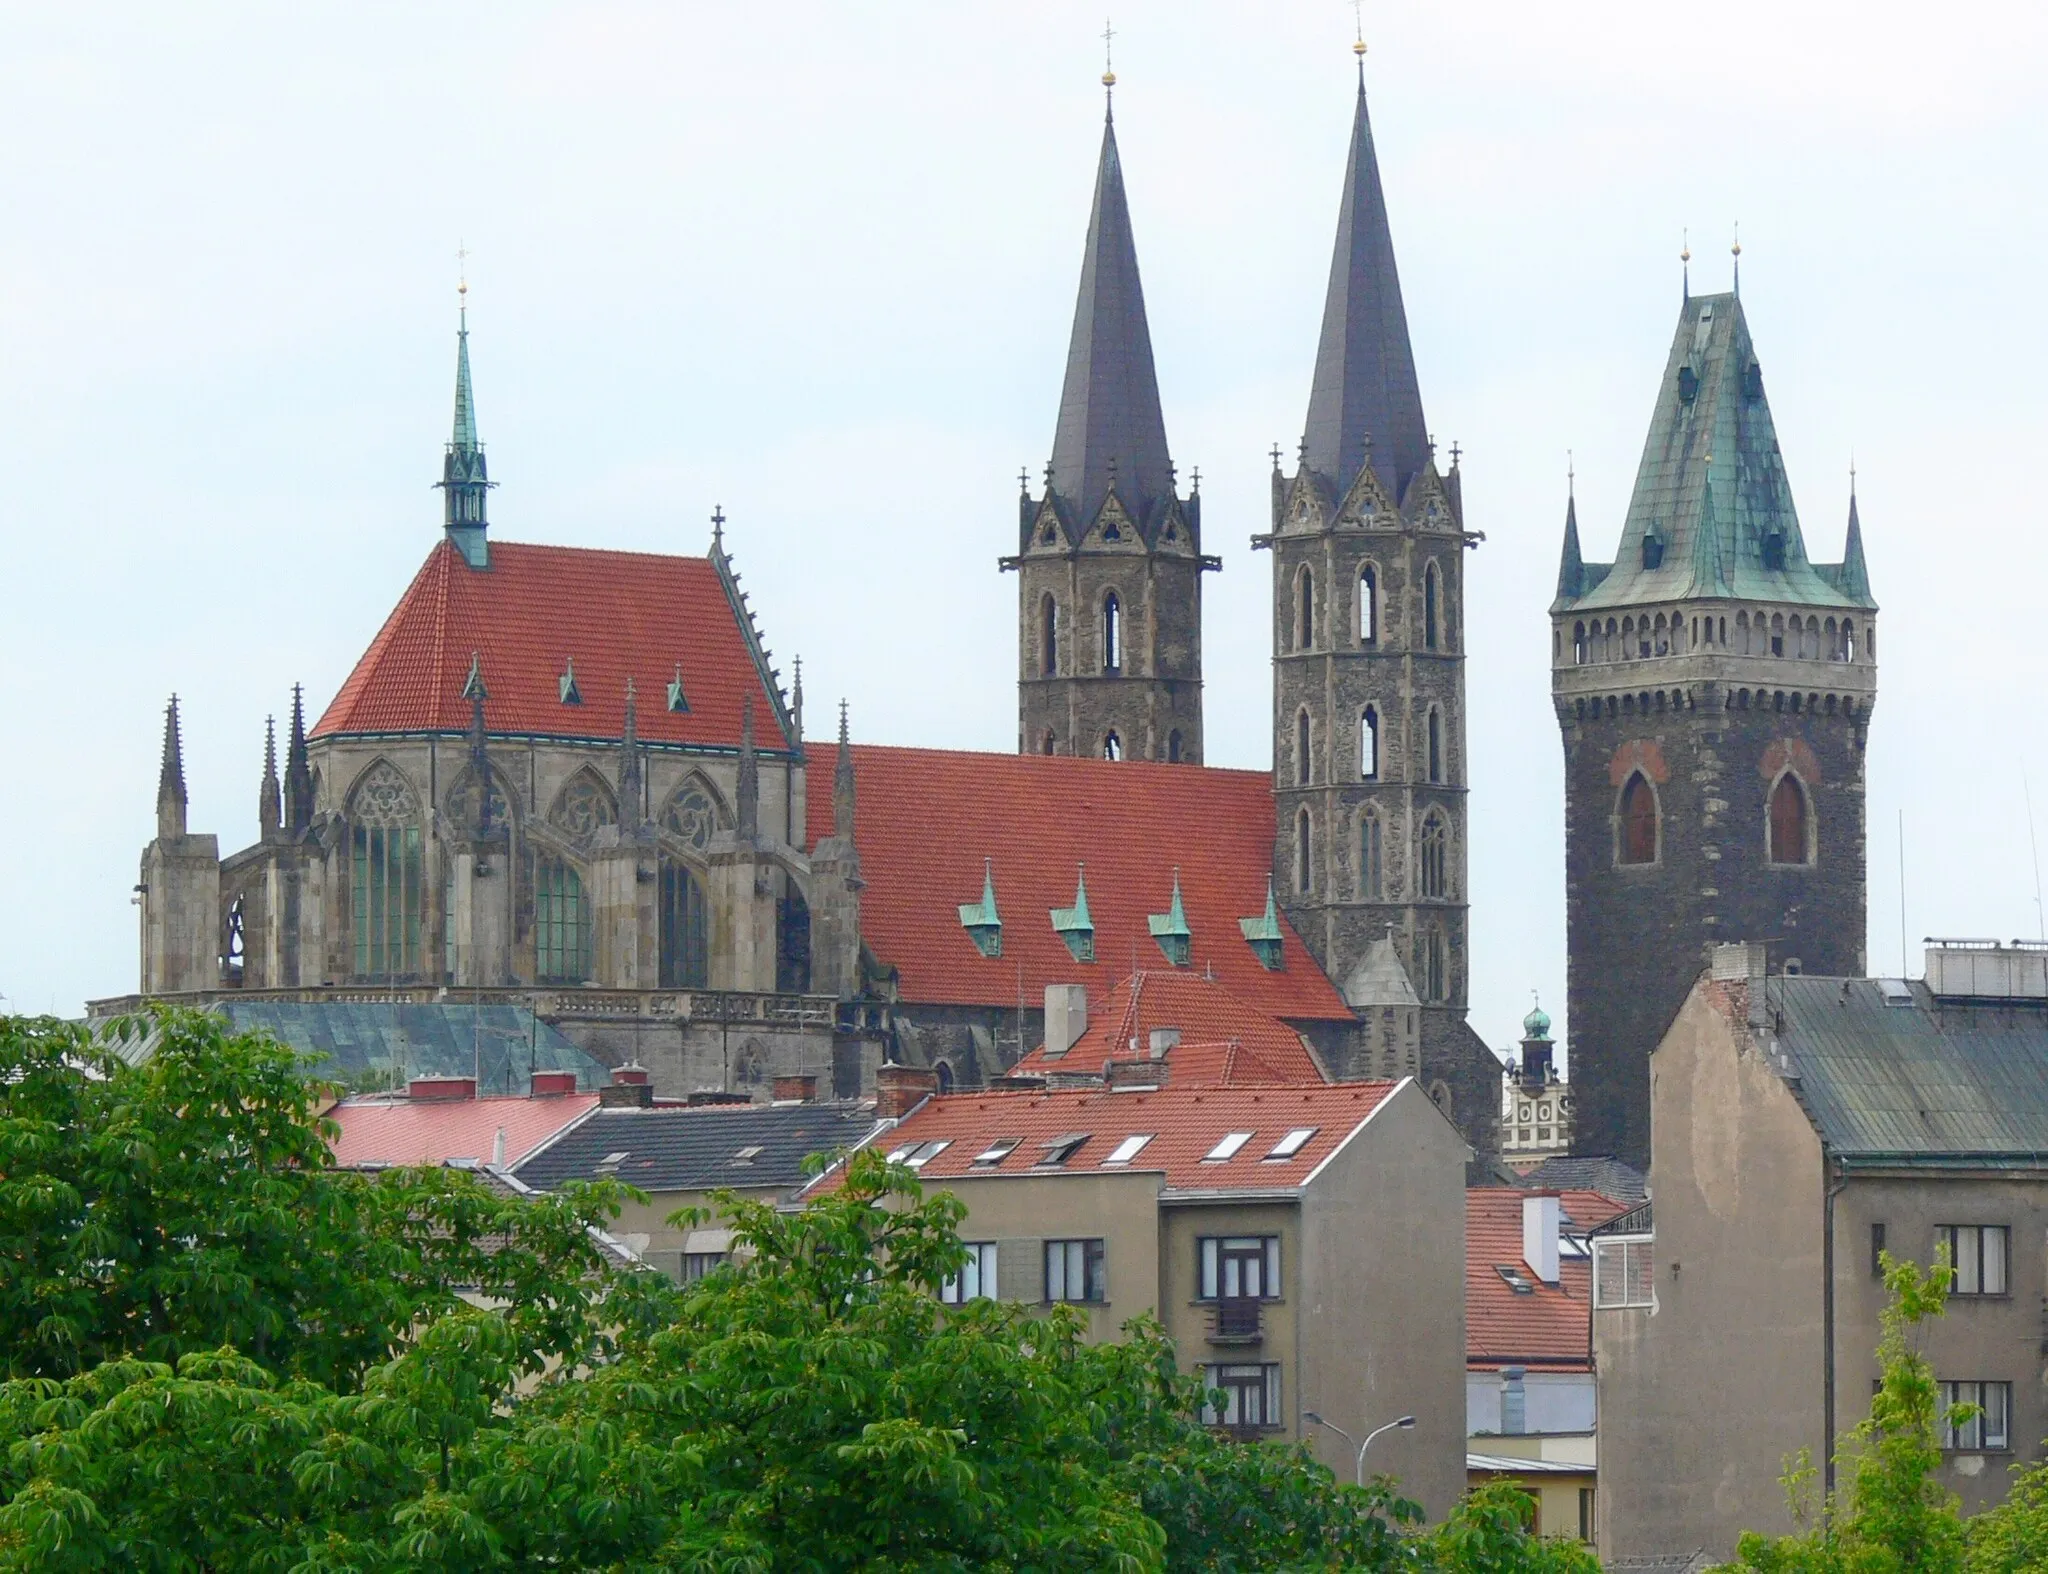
536,854,591,984
350,763,423,980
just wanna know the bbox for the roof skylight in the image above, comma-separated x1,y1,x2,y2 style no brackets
1265,1127,1319,1160
1103,1133,1154,1166
1037,1133,1090,1166
973,1137,1022,1166
1203,1131,1254,1162
731,1144,764,1165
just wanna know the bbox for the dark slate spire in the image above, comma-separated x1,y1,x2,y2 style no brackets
736,693,760,841
283,684,314,834
1839,487,1872,602
833,699,856,840
438,291,493,569
157,695,188,841
1555,492,1585,602
1302,76,1430,505
258,715,281,839
1047,105,1176,535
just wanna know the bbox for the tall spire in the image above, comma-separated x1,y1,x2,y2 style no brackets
1839,485,1872,602
1046,102,1176,535
1302,70,1430,505
736,693,760,841
833,699,856,839
1555,491,1585,603
438,282,494,569
258,715,281,839
156,695,188,841
283,684,314,834
618,678,643,820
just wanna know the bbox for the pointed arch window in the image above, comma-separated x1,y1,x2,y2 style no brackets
1102,592,1121,674
349,763,423,981
1360,706,1380,780
1618,773,1658,865
1167,729,1185,764
1295,709,1312,786
1422,926,1447,1002
535,854,591,984
1041,729,1058,756
1428,708,1443,784
1297,567,1316,651
1040,595,1059,677
1424,563,1441,651
1103,731,1122,762
1359,564,1378,645
1769,775,1812,866
659,859,709,988
1420,811,1448,900
777,879,812,994
1359,810,1383,900
1295,809,1312,895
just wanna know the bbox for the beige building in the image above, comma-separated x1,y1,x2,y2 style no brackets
1597,941,2048,1564
800,1075,1472,1518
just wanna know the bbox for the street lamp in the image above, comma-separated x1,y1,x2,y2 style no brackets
1302,1410,1416,1486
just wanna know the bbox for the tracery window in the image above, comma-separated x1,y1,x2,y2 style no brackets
349,763,423,980
1296,709,1312,786
1359,810,1383,900
1428,708,1443,784
536,854,591,984
1769,775,1812,866
1421,927,1447,1002
551,771,618,838
1359,565,1378,645
777,882,812,994
1618,772,1658,865
1420,811,1448,899
1102,592,1122,673
658,859,709,988
660,782,723,851
1297,567,1316,651
1360,706,1380,779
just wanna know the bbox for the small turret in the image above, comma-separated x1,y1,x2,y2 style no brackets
437,289,494,569
258,715,281,839
156,695,188,841
618,678,643,822
283,685,314,834
832,699,856,839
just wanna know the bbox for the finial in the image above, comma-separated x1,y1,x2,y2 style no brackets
1270,442,1283,473
1101,17,1116,93
1567,449,1575,499
1731,221,1741,296
1352,0,1368,76
1448,440,1462,472
837,696,850,744
456,240,470,312
1849,454,1857,499
1680,227,1690,302
1190,464,1201,496
711,504,725,550
1019,466,1029,496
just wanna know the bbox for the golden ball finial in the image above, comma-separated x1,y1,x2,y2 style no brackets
1102,69,1116,86
1354,38,1368,55
1680,245,1691,263
458,277,468,296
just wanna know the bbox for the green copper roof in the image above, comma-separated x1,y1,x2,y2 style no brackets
452,310,479,453
1147,868,1192,967
1051,866,1095,964
1557,293,1873,614
957,860,1002,958
1238,879,1284,972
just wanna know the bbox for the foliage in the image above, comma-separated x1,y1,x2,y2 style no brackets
1962,1454,2048,1572
1423,1481,1603,1574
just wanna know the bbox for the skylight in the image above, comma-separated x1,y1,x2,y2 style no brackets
1495,1265,1537,1295
1265,1127,1319,1160
1203,1131,1254,1162
1037,1133,1090,1166
1103,1133,1154,1166
600,1150,630,1166
973,1137,1022,1166
896,1139,950,1170
731,1144,764,1165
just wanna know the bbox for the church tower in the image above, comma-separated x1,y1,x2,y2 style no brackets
1007,84,1214,764
1553,287,1877,1166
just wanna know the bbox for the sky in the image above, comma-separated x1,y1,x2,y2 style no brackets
3,2,2046,1058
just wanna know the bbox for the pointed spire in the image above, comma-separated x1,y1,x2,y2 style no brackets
791,655,804,742
618,678,643,818
1840,486,1872,602
284,685,314,834
1238,877,1284,971
1302,70,1430,506
1047,103,1176,535
438,290,493,567
833,699,856,839
156,695,188,841
258,715,281,838
1051,864,1096,963
736,693,760,840
1147,867,1192,967
1555,490,1584,602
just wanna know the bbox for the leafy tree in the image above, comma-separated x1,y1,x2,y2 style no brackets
1422,1481,1602,1574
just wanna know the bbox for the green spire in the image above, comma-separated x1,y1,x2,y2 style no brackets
1051,865,1096,964
439,292,493,568
957,859,1003,958
1238,878,1284,972
452,304,478,453
1147,867,1192,967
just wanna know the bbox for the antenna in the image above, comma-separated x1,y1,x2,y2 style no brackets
2025,771,2046,942
1898,808,1909,977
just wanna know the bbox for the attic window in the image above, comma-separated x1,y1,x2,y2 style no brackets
1496,1265,1537,1295
973,1137,1022,1166
1265,1127,1319,1160
1761,532,1787,571
1743,361,1764,401
887,1139,951,1170
1037,1133,1090,1167
731,1144,764,1165
559,659,583,705
596,1149,630,1172
1104,1133,1154,1166
1641,532,1664,571
1677,366,1699,405
1203,1131,1254,1163
667,664,690,713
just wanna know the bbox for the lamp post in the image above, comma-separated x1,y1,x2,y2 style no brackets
1302,1411,1416,1487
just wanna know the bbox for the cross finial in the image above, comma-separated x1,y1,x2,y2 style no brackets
1101,17,1116,90
1449,439,1462,471
1019,466,1029,496
1190,464,1201,495
1680,227,1691,302
1731,220,1741,297
1352,0,1368,74
1270,442,1283,472
711,504,725,549
1849,454,1857,498
1568,448,1575,498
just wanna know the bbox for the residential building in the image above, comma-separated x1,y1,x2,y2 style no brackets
330,1076,600,1171
800,1077,1471,1518
1010,969,1332,1087
1596,941,2048,1563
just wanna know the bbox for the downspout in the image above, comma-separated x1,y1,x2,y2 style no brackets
1822,1152,1847,1499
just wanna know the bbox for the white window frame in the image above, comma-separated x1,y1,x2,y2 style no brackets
1203,1131,1254,1162
1202,1362,1283,1430
1941,1380,2012,1451
939,1241,998,1305
1265,1127,1318,1160
1045,1238,1106,1303
1198,1236,1282,1301
1593,1235,1655,1309
1103,1133,1154,1166
1936,1224,2009,1296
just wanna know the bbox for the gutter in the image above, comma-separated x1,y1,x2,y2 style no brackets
1823,1152,1847,1498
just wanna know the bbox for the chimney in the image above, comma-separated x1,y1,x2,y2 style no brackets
610,1063,652,1086
1044,984,1088,1057
1500,1366,1528,1435
686,1090,751,1106
408,1076,478,1101
1522,1192,1561,1285
1148,1026,1181,1058
772,1073,818,1104
1107,1058,1168,1091
491,1127,506,1167
599,1080,655,1109
530,1070,578,1097
876,1063,940,1119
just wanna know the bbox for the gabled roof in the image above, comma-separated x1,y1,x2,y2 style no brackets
514,1102,884,1194
1465,1188,1623,1372
1013,970,1329,1084
312,539,791,750
803,744,1352,1023
1516,1155,1647,1206
803,1081,1399,1198
329,1090,599,1170
1559,293,1872,614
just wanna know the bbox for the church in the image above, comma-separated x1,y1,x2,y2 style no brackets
113,52,1877,1173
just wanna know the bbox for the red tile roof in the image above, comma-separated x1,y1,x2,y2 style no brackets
805,744,1352,1023
805,1081,1398,1197
328,1091,599,1170
1015,970,1330,1084
312,539,789,750
1465,1188,1632,1372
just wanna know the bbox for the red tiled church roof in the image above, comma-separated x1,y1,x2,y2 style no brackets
805,744,1352,1024
1465,1188,1633,1371
1015,970,1330,1083
312,539,789,750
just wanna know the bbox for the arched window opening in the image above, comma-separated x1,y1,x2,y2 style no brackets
1167,729,1184,764
349,763,423,981
1844,621,1857,662
1359,812,1383,900
1103,731,1122,762
1041,729,1058,756
1422,927,1447,1002
934,1060,955,1094
1297,567,1316,651
1573,621,1588,665
1360,706,1379,779
536,854,591,985
1770,613,1785,657
1424,564,1440,650
1359,564,1378,645
1428,708,1443,784
1101,592,1121,673
1040,595,1059,676
1770,775,1812,866
776,880,812,994
1618,773,1658,865
1420,811,1448,899
658,859,709,988
1295,810,1312,895
1296,709,1312,787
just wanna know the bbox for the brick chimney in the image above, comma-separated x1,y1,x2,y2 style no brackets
876,1064,939,1120
1106,1057,1169,1090
599,1080,655,1109
408,1075,477,1101
610,1063,652,1086
530,1070,578,1097
773,1073,818,1104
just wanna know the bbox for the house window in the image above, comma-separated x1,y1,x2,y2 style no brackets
1040,595,1058,676
1937,1225,2009,1296
1941,1381,2012,1451
1102,592,1121,673
1578,1488,1597,1545
1593,1236,1655,1308
1296,709,1312,786
1871,1222,1886,1278
1359,564,1378,645
1769,775,1811,865
1199,1236,1281,1299
1360,811,1383,900
885,1138,951,1170
1420,811,1448,899
535,855,591,985
940,1241,998,1304
1618,772,1658,865
1203,1363,1283,1433
682,1252,728,1283
1360,706,1379,779
1428,708,1443,783
1045,1238,1106,1303
1424,563,1440,650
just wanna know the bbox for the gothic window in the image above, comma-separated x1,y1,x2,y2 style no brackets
1769,775,1812,866
1297,567,1316,651
1360,706,1379,779
1618,772,1658,865
1424,563,1440,651
1419,811,1449,899
1573,622,1588,665
935,1060,955,1094
734,1041,766,1088
658,859,709,988
1770,613,1785,657
1428,708,1443,784
446,768,512,836
1359,811,1383,900
660,780,724,851
1041,730,1058,756
349,762,423,981
1844,621,1857,661
550,771,618,838
223,895,245,985
1102,592,1122,673
1295,709,1312,786
535,854,591,984
1295,809,1312,895
1103,732,1123,762
1359,564,1378,645
1167,729,1184,764
1421,927,1447,1002
777,881,812,994
1041,595,1059,677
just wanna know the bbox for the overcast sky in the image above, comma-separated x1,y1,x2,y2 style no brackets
4,2,2045,1058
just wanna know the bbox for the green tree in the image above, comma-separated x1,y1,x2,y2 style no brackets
1422,1481,1602,1574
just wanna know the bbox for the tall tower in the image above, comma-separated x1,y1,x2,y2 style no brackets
1552,289,1877,1166
1007,85,1215,764
1261,61,1490,1143
438,282,494,569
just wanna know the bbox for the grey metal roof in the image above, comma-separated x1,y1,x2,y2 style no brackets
1047,107,1175,539
513,1102,882,1194
1774,978,2048,1166
1559,292,1873,615
1301,77,1430,507
1517,1155,1648,1207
